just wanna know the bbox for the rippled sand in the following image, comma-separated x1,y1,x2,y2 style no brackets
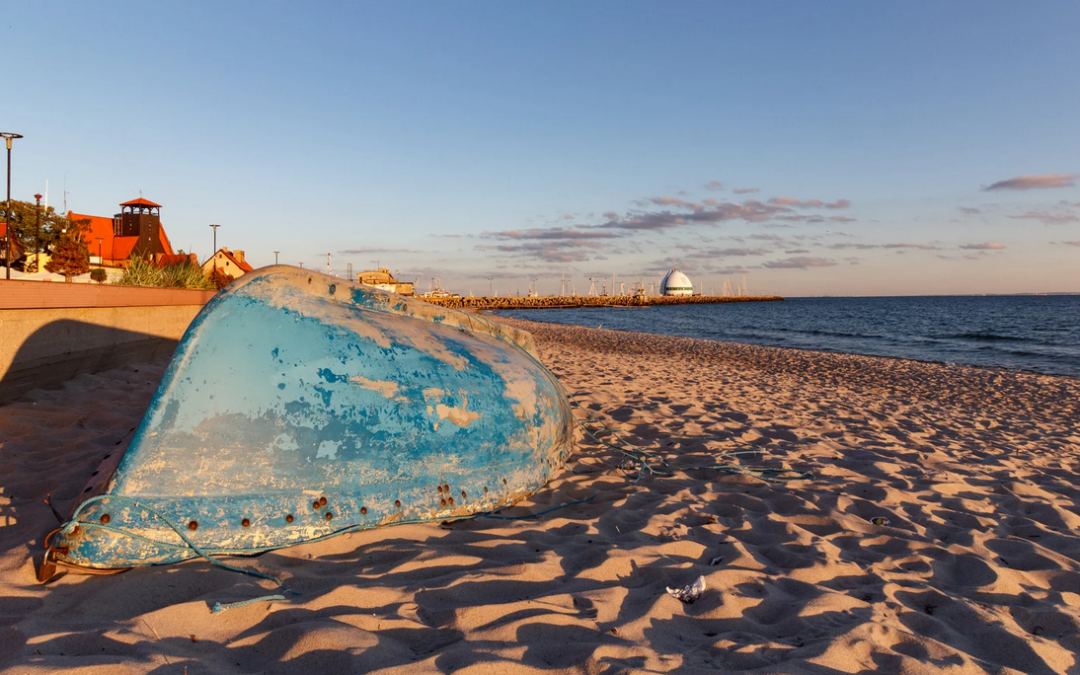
1,318,1079,674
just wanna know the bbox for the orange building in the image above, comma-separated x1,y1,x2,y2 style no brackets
70,197,176,267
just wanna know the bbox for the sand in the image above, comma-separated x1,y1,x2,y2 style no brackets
1,317,1079,674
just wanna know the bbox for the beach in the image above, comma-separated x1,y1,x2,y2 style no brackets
2,317,1079,674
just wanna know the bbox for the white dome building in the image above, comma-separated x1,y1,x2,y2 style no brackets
660,268,694,296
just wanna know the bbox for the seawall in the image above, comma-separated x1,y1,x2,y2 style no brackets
0,281,215,404
417,294,784,311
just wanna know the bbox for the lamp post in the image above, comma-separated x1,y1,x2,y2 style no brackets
273,250,280,265
33,193,41,272
96,237,104,268
209,223,220,271
2,132,23,280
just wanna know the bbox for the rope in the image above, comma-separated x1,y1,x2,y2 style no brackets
564,392,813,484
213,595,286,613
479,494,597,520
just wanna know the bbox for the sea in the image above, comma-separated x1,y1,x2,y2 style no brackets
495,295,1080,379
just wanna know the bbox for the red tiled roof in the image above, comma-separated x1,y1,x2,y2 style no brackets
70,208,175,264
120,197,162,208
113,237,139,260
220,249,253,273
71,212,118,260
158,225,175,256
157,253,197,267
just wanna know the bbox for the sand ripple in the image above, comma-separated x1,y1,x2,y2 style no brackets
1,320,1079,673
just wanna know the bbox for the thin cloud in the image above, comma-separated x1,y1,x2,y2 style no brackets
769,196,851,209
476,241,600,264
732,187,759,194
687,247,771,259
1062,241,1080,247
704,180,724,191
339,247,421,254
985,173,1077,191
763,256,838,269
649,196,704,211
958,207,982,215
1008,210,1080,225
960,241,1005,250
483,227,620,241
883,242,939,251
828,242,938,251
596,200,794,231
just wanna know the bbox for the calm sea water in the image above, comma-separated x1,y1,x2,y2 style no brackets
496,295,1080,379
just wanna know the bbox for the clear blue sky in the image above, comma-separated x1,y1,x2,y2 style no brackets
5,1,1079,295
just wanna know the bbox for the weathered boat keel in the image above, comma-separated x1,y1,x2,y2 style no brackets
43,266,573,577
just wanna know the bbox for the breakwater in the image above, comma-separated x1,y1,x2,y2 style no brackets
416,294,783,311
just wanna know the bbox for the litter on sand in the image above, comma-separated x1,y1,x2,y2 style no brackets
666,576,707,603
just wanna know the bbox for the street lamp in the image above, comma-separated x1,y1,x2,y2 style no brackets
273,250,280,265
33,193,41,272
209,223,220,271
96,237,104,268
2,132,23,280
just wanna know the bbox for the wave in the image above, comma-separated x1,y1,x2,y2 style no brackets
944,332,1035,343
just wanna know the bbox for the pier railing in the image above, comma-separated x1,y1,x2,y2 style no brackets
416,294,784,311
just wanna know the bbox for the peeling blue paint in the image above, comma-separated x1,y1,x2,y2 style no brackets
54,266,572,571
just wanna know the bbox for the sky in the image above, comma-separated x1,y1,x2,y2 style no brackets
4,1,1079,296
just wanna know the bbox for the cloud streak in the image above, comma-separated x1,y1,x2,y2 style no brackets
763,256,838,269
985,173,1077,191
769,196,851,209
339,247,421,254
1008,210,1079,225
960,241,1005,250
484,227,620,241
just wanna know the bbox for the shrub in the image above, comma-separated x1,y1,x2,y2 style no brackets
116,256,215,290
90,268,108,284
208,267,235,290
45,233,90,282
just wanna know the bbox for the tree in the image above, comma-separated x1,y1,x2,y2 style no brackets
90,268,108,284
208,267,235,290
3,198,70,263
45,218,91,282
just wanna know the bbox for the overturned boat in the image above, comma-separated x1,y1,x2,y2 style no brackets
42,267,573,576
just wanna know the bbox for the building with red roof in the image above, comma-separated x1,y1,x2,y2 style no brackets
70,197,176,267
200,247,253,279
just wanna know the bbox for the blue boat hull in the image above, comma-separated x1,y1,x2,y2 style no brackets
51,267,573,571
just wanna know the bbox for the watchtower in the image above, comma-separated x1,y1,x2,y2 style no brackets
112,197,168,257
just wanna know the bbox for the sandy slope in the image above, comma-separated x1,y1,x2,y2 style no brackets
1,318,1079,674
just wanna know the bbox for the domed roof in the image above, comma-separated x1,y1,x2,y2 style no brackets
661,268,693,296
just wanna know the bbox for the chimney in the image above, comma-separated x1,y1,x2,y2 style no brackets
234,250,245,264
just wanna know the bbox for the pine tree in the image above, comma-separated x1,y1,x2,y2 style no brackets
45,229,91,282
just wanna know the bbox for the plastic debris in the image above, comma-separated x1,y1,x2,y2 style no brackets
870,517,890,526
666,575,706,603
709,556,723,566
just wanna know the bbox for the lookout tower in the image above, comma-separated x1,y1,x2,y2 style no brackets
113,197,168,257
